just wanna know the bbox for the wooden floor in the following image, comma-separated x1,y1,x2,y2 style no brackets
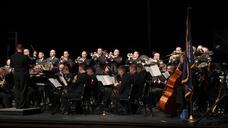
0,107,41,115
0,108,227,128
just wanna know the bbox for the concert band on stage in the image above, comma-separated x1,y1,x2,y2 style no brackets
0,44,227,117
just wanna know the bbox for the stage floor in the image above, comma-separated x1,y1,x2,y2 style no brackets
0,108,227,128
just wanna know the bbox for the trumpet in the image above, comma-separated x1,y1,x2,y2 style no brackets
75,56,85,64
127,53,133,60
107,52,115,59
60,56,69,63
90,52,99,59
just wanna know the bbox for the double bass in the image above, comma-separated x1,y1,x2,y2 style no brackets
158,65,182,114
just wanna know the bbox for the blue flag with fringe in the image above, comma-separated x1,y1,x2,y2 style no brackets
181,6,193,100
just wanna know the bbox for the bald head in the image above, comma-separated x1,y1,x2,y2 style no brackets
50,50,56,57
23,49,30,56
153,53,160,60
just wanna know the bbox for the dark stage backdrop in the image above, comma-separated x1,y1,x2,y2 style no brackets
1,0,228,65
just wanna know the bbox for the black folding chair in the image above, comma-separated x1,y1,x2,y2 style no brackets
118,83,134,114
68,83,87,113
136,82,150,114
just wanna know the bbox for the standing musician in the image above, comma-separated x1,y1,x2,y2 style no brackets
11,44,30,109
91,48,107,74
75,51,91,66
36,52,46,65
107,49,123,74
47,49,59,70
126,51,140,65
60,51,74,69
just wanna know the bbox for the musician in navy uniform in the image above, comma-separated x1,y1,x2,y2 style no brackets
47,49,59,67
60,64,90,114
118,64,137,114
36,52,46,65
10,44,30,109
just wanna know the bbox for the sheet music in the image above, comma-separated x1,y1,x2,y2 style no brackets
162,71,170,79
96,75,115,86
96,75,105,84
59,75,68,86
145,65,162,77
48,78,63,88
145,66,152,76
103,75,115,85
150,65,162,76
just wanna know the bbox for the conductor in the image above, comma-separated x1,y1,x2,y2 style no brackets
11,44,30,109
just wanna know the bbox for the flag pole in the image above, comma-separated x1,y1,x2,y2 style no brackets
186,3,195,122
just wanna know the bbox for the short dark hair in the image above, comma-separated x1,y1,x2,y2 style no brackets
129,64,137,70
79,63,86,70
16,44,23,50
118,66,126,73
136,63,144,71
86,67,94,72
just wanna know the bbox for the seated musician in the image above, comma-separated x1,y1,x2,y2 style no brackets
60,51,74,69
27,64,45,107
147,52,161,65
86,67,100,105
60,64,90,114
49,64,74,114
110,66,126,112
146,52,165,69
0,68,14,108
36,52,46,65
56,64,74,89
126,51,140,65
3,59,11,70
118,64,137,113
132,64,148,99
131,64,152,113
